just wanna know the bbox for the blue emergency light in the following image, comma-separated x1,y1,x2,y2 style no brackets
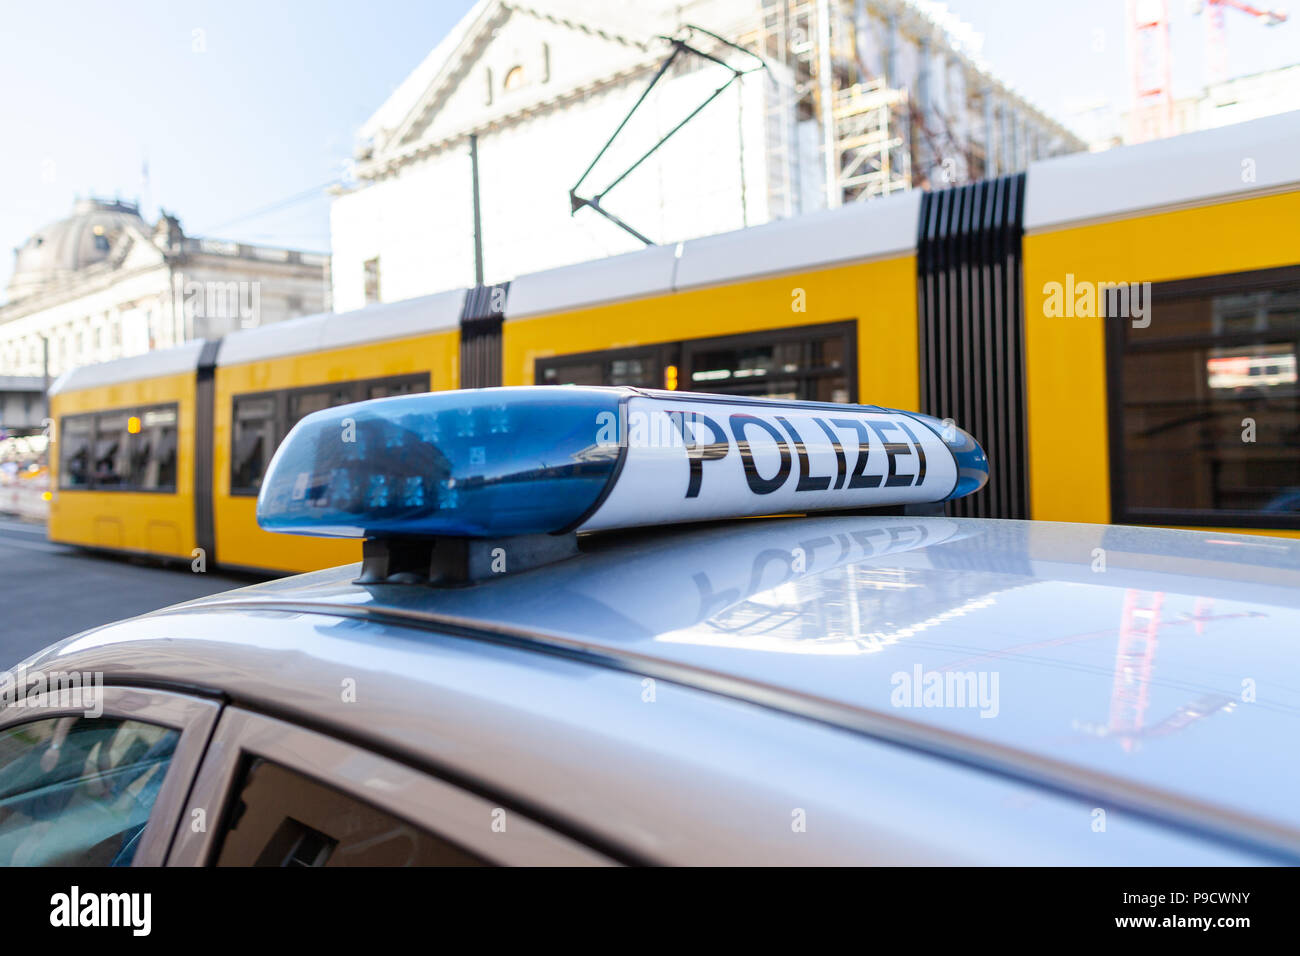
256,386,987,582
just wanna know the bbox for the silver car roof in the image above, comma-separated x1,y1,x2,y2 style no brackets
21,515,1300,856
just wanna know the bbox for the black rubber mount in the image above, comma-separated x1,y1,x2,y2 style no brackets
355,532,580,587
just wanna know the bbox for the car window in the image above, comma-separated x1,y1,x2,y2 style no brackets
0,716,179,866
214,758,486,867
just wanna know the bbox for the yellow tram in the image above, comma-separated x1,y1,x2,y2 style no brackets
48,112,1300,574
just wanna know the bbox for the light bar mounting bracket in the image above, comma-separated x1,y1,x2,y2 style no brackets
355,533,581,587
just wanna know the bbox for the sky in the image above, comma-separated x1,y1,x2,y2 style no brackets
0,0,478,295
1,0,1297,298
944,0,1300,132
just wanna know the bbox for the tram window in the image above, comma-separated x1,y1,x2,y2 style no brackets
92,413,131,488
608,358,654,387
130,407,179,491
1110,267,1300,528
682,324,854,403
290,387,352,428
59,404,178,492
232,396,278,495
365,374,429,400
58,416,94,489
541,361,604,386
1130,283,1300,342
230,375,429,496
538,351,660,389
367,379,423,400
535,327,854,400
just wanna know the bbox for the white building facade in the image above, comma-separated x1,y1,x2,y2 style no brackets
0,199,329,379
330,0,1085,312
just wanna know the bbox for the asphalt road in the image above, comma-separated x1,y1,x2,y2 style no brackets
0,517,259,669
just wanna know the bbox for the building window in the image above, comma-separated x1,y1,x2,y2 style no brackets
504,65,526,91
363,257,380,305
1107,265,1300,528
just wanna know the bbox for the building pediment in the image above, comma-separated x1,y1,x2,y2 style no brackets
359,1,683,174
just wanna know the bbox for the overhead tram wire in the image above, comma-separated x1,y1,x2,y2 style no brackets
197,178,342,236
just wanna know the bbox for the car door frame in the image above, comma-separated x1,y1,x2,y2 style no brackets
0,685,221,866
168,707,614,866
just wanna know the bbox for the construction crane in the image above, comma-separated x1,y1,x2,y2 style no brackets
1194,0,1289,87
1129,0,1289,143
938,587,1263,752
1127,0,1175,142
1107,589,1165,752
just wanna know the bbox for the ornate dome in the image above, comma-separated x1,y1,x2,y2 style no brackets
7,198,147,302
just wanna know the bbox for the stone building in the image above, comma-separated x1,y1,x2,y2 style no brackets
0,198,329,382
329,0,1085,311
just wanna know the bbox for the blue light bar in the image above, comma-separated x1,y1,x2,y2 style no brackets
256,386,989,540
257,387,623,538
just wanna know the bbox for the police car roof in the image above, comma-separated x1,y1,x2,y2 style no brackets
25,515,1300,857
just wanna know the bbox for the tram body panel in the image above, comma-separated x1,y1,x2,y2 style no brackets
49,370,198,560
1024,189,1300,535
504,255,921,413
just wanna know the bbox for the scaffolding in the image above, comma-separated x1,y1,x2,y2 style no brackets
743,0,915,214
755,0,802,218
833,78,911,201
734,0,1085,212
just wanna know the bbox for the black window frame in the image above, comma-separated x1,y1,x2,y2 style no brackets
535,343,675,390
58,401,180,494
680,321,858,403
1105,264,1300,530
57,413,96,491
534,321,859,403
229,372,430,497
